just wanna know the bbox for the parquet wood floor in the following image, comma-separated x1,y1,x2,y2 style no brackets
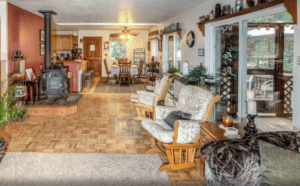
2,77,205,186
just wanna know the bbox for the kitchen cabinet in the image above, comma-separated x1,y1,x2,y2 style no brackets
51,35,73,51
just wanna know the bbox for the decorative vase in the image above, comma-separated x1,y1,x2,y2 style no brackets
235,0,244,12
199,77,206,87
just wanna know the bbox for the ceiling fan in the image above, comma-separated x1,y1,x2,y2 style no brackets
113,27,139,39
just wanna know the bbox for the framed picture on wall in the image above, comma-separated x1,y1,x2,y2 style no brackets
158,39,162,52
40,43,45,56
40,29,45,42
104,41,110,50
198,49,204,56
148,41,150,51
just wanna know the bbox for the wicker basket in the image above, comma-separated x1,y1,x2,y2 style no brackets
0,139,8,163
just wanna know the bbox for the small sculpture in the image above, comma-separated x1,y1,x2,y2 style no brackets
199,15,207,22
235,0,244,12
209,10,214,20
222,4,231,16
248,0,255,7
215,4,222,18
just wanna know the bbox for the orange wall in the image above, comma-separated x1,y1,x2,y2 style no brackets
8,3,44,78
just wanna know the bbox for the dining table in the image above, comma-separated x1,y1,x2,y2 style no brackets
111,64,139,77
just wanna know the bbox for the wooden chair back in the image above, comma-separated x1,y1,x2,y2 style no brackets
151,56,155,62
138,60,144,75
157,74,174,101
118,58,125,64
104,58,109,73
119,63,130,75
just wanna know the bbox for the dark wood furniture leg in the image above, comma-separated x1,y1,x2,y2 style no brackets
27,84,31,104
32,82,36,105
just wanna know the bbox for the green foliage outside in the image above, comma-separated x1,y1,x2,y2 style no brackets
248,12,292,23
110,41,127,59
168,67,180,74
0,81,28,128
247,12,294,72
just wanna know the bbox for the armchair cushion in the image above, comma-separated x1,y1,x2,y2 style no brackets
163,111,192,129
176,120,201,144
137,91,157,106
178,86,214,120
155,106,179,120
142,119,174,143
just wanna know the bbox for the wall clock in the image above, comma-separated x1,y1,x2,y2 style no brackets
186,31,195,48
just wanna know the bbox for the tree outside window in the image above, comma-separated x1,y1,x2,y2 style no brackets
110,41,128,59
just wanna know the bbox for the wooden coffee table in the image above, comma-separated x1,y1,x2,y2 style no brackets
199,122,245,176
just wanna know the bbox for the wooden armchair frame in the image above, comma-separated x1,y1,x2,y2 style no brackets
135,74,174,120
145,87,221,171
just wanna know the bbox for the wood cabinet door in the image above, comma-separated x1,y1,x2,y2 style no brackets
83,37,102,76
60,36,72,50
51,36,57,51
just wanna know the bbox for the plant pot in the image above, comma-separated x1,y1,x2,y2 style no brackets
0,138,7,163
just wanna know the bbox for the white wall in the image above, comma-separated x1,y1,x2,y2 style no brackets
0,1,8,86
78,30,149,77
156,0,237,70
292,0,300,128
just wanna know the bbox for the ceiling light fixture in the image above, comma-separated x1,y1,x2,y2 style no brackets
56,23,159,26
120,35,126,39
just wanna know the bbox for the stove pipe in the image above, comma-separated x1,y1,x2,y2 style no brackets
38,10,57,70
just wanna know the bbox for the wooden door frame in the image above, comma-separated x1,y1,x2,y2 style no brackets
83,37,102,77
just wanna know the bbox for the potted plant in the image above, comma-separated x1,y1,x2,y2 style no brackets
168,67,180,74
0,80,28,163
181,63,221,89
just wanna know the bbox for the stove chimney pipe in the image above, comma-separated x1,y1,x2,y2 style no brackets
38,10,57,70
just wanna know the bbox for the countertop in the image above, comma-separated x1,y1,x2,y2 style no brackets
56,60,88,63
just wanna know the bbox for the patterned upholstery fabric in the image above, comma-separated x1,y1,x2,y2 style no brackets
131,80,161,102
176,120,201,144
178,86,214,120
142,86,213,144
137,91,157,106
200,132,300,186
142,119,174,143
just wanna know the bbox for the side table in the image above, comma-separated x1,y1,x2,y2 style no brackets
199,122,245,176
23,78,40,105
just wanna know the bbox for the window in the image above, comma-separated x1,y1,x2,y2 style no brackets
110,41,128,59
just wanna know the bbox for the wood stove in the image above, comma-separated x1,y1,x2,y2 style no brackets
39,10,68,101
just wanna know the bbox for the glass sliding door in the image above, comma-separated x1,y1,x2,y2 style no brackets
214,23,239,122
246,12,294,130
168,36,174,70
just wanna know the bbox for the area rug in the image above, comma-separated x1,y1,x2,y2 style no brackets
0,152,172,186
94,79,147,93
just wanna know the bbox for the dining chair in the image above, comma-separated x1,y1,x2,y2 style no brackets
132,59,144,83
119,63,131,85
104,59,112,83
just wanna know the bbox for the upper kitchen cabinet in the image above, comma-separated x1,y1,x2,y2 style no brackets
51,35,73,51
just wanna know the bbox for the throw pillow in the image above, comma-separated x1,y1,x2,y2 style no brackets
164,111,192,128
259,140,300,186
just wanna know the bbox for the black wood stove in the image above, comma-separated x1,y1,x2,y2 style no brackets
39,10,68,101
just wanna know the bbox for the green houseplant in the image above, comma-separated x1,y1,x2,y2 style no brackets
168,67,180,74
0,80,28,161
181,63,220,89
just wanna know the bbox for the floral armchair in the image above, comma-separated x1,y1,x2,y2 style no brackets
132,75,173,120
141,86,220,171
